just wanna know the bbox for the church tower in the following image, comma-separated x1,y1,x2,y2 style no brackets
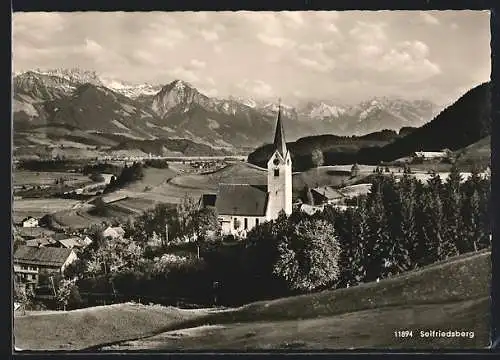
266,102,293,220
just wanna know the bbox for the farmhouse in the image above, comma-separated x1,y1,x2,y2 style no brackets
50,237,87,249
413,150,450,161
203,105,293,237
22,216,39,228
102,226,125,240
13,246,77,289
311,186,345,205
25,237,57,248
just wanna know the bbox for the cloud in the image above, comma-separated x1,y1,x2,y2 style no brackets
199,87,218,97
315,11,340,21
399,40,430,58
282,11,304,27
147,28,186,48
349,21,387,43
238,79,274,98
325,23,341,34
297,56,335,73
200,29,219,42
11,11,490,105
13,12,66,41
190,59,206,69
257,33,296,48
377,42,441,80
420,12,440,25
358,44,384,58
167,67,200,83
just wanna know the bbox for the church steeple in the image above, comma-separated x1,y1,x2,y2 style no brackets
273,99,287,158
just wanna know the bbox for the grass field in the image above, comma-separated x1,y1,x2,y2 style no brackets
14,304,214,351
14,250,491,351
13,171,91,187
13,199,81,223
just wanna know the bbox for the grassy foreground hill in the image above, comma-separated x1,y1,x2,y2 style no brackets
14,249,491,351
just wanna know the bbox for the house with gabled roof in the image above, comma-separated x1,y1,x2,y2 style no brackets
102,226,125,240
203,104,293,237
13,246,77,288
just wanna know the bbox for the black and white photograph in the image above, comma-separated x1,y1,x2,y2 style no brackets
12,10,492,351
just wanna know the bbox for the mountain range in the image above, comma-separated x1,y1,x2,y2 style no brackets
248,81,491,170
13,68,441,155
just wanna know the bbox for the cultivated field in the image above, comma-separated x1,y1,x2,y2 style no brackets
14,250,491,351
13,199,81,223
14,161,484,229
13,171,91,187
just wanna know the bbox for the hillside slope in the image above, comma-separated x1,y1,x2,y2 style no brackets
368,82,491,162
104,250,490,350
14,250,490,351
454,135,491,168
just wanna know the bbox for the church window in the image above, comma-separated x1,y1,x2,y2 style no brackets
274,169,279,177
256,218,259,226
233,218,240,230
244,218,248,229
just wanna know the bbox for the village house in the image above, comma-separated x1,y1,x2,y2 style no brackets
412,149,451,161
13,246,77,290
202,105,293,237
25,238,57,248
102,225,125,240
22,216,39,228
310,186,345,205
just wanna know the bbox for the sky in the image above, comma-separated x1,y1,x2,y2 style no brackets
12,10,491,106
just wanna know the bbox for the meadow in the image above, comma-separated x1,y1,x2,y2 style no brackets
12,161,479,229
14,250,490,351
13,198,81,223
13,171,91,187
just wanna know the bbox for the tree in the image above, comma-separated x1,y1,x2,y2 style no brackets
441,165,462,256
90,172,105,182
311,148,324,168
56,279,75,311
416,188,444,265
269,217,341,292
366,182,392,280
14,278,34,313
92,197,108,217
186,207,221,257
397,175,419,270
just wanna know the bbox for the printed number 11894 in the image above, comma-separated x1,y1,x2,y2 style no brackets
394,330,413,338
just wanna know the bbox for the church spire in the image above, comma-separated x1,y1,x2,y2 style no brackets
273,99,287,158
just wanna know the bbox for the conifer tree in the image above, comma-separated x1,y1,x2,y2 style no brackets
366,181,391,280
417,187,444,264
442,165,463,256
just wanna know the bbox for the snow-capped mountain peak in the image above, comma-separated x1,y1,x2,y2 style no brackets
32,67,103,86
100,77,162,99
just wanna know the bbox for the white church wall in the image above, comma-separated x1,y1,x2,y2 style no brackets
219,215,266,237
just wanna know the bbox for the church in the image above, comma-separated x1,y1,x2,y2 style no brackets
202,105,293,237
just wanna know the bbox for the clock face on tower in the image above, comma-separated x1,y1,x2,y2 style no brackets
273,158,280,166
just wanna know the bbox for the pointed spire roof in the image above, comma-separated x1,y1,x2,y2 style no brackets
273,99,287,158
